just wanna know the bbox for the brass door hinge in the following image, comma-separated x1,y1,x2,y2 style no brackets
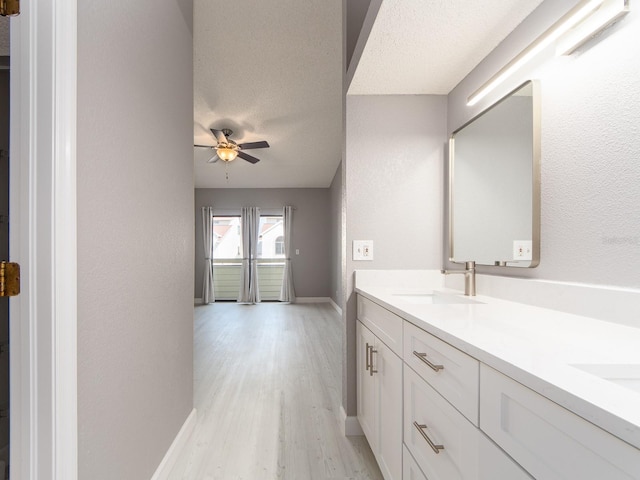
0,0,20,16
0,261,20,297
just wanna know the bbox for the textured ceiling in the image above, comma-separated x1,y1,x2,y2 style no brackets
348,0,545,95
193,0,546,188
193,0,343,188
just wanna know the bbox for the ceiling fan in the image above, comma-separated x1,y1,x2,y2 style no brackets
194,128,270,164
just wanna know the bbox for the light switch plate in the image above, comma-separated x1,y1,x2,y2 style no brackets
353,240,373,261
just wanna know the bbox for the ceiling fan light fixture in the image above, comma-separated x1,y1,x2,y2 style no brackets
217,146,238,162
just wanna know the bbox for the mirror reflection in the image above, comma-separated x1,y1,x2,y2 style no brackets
449,81,540,268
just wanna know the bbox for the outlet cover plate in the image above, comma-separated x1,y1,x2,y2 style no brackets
513,240,533,261
353,240,373,261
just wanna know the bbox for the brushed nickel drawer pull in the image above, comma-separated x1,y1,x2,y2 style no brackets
369,345,378,376
413,351,444,372
365,343,371,372
413,421,444,454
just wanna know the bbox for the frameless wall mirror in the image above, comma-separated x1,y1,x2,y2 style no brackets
449,80,540,268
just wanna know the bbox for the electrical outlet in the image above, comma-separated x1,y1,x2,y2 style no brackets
353,240,374,261
513,240,533,261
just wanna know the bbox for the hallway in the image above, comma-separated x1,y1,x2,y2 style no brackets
169,302,382,479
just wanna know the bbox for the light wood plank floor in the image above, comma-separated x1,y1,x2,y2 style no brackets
168,302,383,480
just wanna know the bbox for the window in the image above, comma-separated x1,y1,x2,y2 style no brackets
257,216,284,258
212,216,242,259
256,217,284,300
211,214,285,300
275,236,284,256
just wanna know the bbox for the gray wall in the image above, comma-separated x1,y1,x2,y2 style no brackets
77,1,194,479
346,0,372,69
448,0,640,288
329,163,343,305
344,0,383,89
343,94,448,414
195,188,332,298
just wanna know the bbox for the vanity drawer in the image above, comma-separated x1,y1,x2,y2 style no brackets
402,445,428,480
480,364,640,480
357,295,403,356
402,429,530,480
404,366,479,480
403,320,479,425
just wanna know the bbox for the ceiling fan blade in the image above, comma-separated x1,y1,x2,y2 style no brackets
237,151,260,164
194,144,215,148
207,154,219,163
238,140,270,150
210,128,228,145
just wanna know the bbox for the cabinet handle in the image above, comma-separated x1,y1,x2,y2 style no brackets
413,351,444,372
369,345,378,376
365,343,371,372
413,421,444,454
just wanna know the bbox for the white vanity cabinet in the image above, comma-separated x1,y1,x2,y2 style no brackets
356,297,403,480
481,364,640,480
357,294,528,480
356,283,640,480
403,339,530,480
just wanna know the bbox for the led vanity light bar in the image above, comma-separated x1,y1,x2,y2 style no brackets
467,0,630,107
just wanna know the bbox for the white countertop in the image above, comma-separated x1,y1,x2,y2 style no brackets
355,284,640,450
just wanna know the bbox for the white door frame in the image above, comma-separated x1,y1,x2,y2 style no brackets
9,0,78,479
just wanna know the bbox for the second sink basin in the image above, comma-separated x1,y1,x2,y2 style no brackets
392,293,483,305
571,363,640,394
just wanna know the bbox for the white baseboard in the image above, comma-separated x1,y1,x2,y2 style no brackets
296,296,331,303
289,297,342,315
329,298,342,315
196,297,340,310
340,405,363,436
151,408,197,480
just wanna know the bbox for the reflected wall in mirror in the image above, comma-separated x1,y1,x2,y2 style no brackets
449,81,540,268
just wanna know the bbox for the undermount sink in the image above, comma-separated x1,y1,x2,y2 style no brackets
392,293,483,305
571,364,640,394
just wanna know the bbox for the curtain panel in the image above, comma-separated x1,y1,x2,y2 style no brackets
201,206,215,304
238,206,261,304
280,205,296,303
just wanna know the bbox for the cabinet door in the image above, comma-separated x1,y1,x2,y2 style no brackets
356,321,377,452
481,364,640,480
375,340,403,480
478,433,532,479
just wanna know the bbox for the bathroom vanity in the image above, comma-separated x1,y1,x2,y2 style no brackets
355,271,640,480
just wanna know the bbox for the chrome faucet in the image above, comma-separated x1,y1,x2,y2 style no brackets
441,261,476,296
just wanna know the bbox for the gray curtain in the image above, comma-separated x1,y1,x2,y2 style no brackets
238,206,261,304
201,206,215,304
279,205,296,303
